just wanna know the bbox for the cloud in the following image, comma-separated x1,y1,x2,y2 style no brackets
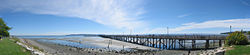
173,18,250,31
177,14,190,18
240,0,250,6
148,18,250,34
0,0,145,29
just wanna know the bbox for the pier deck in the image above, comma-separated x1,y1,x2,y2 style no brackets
99,34,227,50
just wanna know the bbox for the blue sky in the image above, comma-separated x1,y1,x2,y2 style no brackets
0,0,250,35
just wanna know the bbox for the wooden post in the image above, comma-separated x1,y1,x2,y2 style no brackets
156,39,158,48
132,37,134,42
147,38,149,46
140,38,142,45
174,39,176,49
165,39,168,49
126,37,128,42
121,37,124,41
136,37,139,44
163,39,166,49
192,40,196,49
159,39,162,49
213,40,215,47
149,38,152,47
173,39,175,49
133,37,135,43
171,39,174,49
150,38,154,47
179,40,181,49
184,40,185,49
129,37,131,42
219,40,222,47
205,40,209,49
153,38,155,47
168,39,171,49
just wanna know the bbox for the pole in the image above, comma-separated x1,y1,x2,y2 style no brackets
230,25,232,33
130,29,132,35
167,27,169,35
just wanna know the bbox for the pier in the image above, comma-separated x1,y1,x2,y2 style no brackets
99,34,227,50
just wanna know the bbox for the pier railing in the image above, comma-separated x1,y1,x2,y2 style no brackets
101,35,226,40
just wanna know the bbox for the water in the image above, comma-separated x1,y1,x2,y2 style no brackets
17,35,129,51
37,39,104,49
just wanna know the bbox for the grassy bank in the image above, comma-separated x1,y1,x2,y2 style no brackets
0,38,31,55
225,45,250,55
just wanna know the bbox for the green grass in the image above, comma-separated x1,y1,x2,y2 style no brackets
0,38,31,55
226,45,250,55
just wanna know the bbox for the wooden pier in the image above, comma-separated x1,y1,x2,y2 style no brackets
99,34,227,50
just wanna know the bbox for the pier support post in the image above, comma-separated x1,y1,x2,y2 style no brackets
184,40,185,49
171,39,174,49
153,38,155,47
156,39,158,48
159,39,162,49
136,37,139,44
205,40,209,49
192,40,196,49
165,39,168,49
168,39,171,49
146,38,149,46
219,40,222,47
174,39,176,49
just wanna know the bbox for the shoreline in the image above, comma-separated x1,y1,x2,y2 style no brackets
18,37,208,55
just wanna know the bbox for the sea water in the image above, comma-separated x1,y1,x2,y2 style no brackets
17,35,130,51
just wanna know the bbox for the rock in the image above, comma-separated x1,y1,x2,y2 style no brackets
230,46,233,47
115,51,118,53
71,48,77,51
99,49,103,52
215,51,225,55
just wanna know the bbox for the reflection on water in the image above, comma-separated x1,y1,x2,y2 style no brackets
38,39,104,49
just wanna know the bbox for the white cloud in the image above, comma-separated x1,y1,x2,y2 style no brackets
240,0,250,6
177,14,190,18
148,18,250,34
0,0,145,29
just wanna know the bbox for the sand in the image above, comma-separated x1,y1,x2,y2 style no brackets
76,37,157,50
18,36,203,55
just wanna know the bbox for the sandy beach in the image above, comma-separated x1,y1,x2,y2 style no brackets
18,36,202,55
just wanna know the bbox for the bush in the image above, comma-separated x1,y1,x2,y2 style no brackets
226,31,248,45
248,31,250,35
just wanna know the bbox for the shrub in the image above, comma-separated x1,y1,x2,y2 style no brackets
248,31,250,35
226,31,248,45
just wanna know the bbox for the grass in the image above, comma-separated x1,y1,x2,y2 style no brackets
0,38,31,55
225,44,250,55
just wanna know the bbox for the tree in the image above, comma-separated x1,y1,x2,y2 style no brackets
226,31,248,45
0,18,11,37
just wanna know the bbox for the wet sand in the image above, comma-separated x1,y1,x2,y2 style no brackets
19,37,203,55
70,37,158,50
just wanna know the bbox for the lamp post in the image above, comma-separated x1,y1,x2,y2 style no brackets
230,26,232,33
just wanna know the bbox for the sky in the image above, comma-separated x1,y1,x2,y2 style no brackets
0,0,250,35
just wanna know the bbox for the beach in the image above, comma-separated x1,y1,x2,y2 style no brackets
17,36,202,55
